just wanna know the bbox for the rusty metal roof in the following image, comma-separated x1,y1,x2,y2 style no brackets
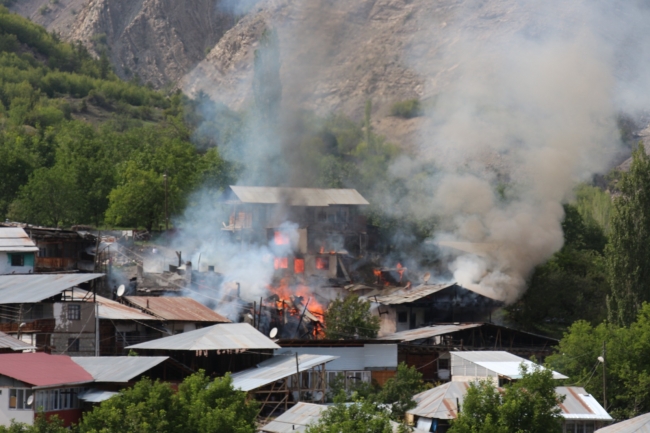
364,283,457,305
409,381,471,419
596,413,650,433
126,323,281,351
0,331,35,351
0,274,104,304
0,227,38,252
124,296,230,322
228,186,369,206
230,354,338,392
71,356,169,382
377,324,483,341
261,402,328,432
70,290,159,321
557,387,612,421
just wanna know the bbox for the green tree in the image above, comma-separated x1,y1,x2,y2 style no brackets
78,371,257,433
305,393,409,433
0,414,67,433
253,28,282,126
449,364,564,433
377,363,426,421
606,143,650,326
547,303,650,420
324,294,380,339
508,204,609,335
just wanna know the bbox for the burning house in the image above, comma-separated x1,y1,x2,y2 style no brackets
219,186,370,280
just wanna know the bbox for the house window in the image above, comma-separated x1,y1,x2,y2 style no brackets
68,338,80,352
35,388,82,412
9,389,33,410
315,257,329,270
67,304,81,320
294,258,305,274
438,358,450,370
398,312,408,323
10,254,24,267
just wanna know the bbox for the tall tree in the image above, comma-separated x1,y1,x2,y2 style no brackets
606,143,650,326
324,294,380,339
253,28,282,126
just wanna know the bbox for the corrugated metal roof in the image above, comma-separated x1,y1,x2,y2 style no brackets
261,402,428,433
557,387,612,421
0,228,38,252
409,381,471,419
0,331,35,351
277,344,398,371
79,389,118,403
410,383,612,423
71,356,169,382
0,274,104,304
596,413,650,433
230,354,338,392
228,186,369,206
0,353,93,387
69,289,159,321
451,351,568,380
126,323,281,351
124,296,230,322
261,402,328,432
377,324,483,341
365,283,456,305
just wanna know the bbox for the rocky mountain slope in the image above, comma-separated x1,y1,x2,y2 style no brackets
9,0,237,88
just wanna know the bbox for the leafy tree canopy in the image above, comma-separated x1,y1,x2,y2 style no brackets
547,303,650,420
324,294,380,339
449,364,564,433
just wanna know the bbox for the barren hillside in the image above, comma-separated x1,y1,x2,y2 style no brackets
10,0,237,88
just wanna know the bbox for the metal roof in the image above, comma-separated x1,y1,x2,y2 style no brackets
596,413,650,433
0,353,93,387
365,283,457,305
126,323,281,351
409,381,471,419
69,289,159,321
79,389,118,403
71,356,169,382
451,351,568,380
261,402,328,432
410,383,611,423
377,324,483,341
557,387,613,421
261,402,428,433
0,331,35,351
228,186,369,206
0,228,38,252
124,296,230,322
0,274,104,304
230,354,338,392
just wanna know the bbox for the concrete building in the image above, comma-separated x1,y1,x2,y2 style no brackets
0,228,37,275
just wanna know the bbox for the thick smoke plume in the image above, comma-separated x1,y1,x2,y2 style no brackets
177,0,650,309
384,0,650,302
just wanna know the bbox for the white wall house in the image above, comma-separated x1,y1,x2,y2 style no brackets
0,228,37,275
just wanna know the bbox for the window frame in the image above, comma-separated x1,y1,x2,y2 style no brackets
9,388,33,410
10,254,24,267
67,304,81,321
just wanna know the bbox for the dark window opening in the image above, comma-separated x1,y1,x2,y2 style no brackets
67,304,81,320
398,312,408,323
438,358,450,370
67,338,79,352
10,254,24,267
208,265,215,272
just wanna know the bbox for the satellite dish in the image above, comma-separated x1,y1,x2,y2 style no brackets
116,285,125,297
423,272,431,285
269,327,278,339
597,356,604,363
26,395,34,406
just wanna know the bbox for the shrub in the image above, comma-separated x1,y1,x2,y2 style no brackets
390,98,422,118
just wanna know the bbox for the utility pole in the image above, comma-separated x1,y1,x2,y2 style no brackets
602,340,607,410
163,171,169,230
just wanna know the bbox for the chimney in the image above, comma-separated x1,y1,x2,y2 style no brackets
185,261,192,285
